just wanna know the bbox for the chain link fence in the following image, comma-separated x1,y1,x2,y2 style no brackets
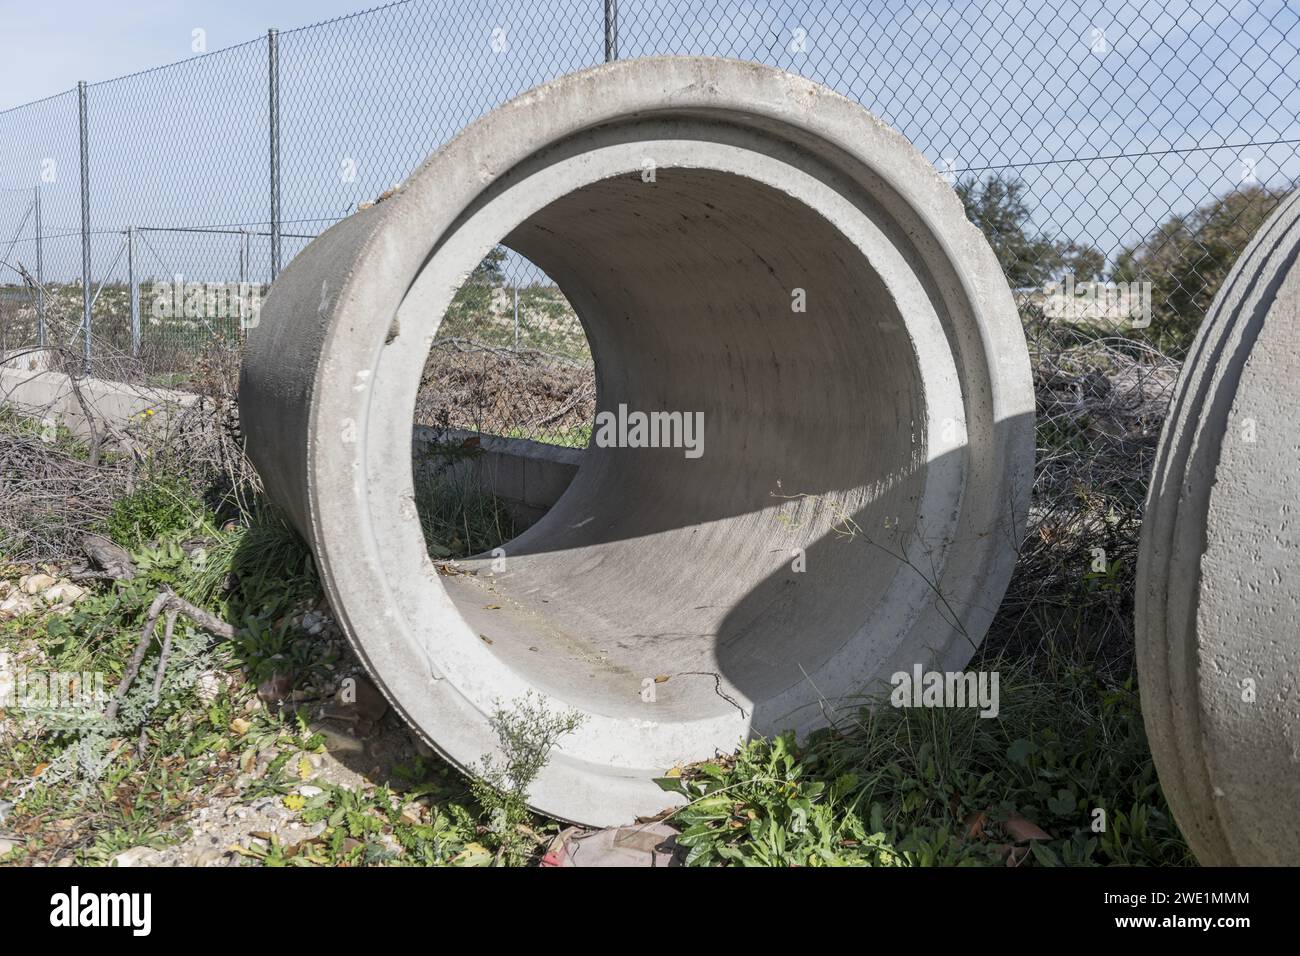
0,0,1296,453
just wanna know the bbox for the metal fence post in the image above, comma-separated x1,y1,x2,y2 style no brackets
127,226,140,358
77,79,91,372
604,0,619,61
34,184,45,348
268,28,282,280
513,283,519,349
238,229,249,331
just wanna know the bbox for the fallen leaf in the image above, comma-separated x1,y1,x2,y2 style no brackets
961,810,988,842
229,717,252,736
451,842,493,866
654,674,670,683
1005,811,1051,843
1004,844,1032,867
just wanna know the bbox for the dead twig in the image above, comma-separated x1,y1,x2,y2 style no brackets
104,589,235,722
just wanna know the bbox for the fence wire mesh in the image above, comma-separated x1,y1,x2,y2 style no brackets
0,0,1296,455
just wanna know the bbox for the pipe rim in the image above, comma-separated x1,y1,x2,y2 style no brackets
269,57,1032,824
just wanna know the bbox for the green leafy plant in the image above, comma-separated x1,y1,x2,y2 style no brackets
101,473,208,550
470,693,583,865
657,654,1191,867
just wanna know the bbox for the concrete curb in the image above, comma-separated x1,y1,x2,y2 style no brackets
413,427,580,528
0,366,197,439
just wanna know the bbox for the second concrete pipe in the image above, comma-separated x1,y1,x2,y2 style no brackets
240,57,1035,825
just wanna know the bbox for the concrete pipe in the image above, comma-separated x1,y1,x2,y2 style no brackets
1137,189,1300,866
240,57,1034,825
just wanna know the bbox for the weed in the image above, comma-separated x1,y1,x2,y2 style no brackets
101,473,210,550
413,472,517,559
470,693,583,865
658,651,1191,867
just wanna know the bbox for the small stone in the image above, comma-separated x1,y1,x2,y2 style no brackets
195,671,223,704
298,785,323,798
42,582,87,605
21,573,57,595
0,594,36,619
257,671,293,706
111,846,162,867
0,653,13,702
413,738,436,759
313,725,364,755
0,837,17,857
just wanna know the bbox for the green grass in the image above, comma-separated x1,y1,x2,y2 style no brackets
0,406,85,456
413,467,518,560
100,473,210,551
0,469,559,866
0,456,1192,867
499,422,591,449
659,648,1189,867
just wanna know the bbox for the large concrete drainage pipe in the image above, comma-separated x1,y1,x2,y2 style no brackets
240,58,1034,825
1137,190,1300,865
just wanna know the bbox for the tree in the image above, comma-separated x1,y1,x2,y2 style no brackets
470,245,508,284
1111,185,1284,353
955,176,1104,290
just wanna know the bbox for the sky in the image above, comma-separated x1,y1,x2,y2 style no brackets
0,0,371,108
0,0,1297,285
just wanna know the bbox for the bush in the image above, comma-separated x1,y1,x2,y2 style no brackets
1112,185,1286,353
102,474,208,549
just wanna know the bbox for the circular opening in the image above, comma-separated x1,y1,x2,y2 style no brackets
459,166,933,719
379,122,966,749
412,250,594,554
415,247,594,443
